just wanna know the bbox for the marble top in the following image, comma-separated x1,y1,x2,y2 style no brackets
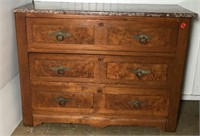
14,2,198,18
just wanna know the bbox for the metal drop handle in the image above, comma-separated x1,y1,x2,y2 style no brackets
129,68,151,78
56,33,65,41
128,100,143,109
49,31,72,42
140,36,148,44
54,96,72,107
57,68,65,75
50,66,70,76
133,34,151,45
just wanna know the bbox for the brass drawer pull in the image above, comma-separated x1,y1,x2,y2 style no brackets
133,34,151,44
50,66,70,75
129,68,151,78
49,31,72,41
54,96,72,107
56,33,65,41
128,100,143,109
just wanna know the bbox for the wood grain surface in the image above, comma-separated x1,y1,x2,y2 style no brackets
15,12,192,131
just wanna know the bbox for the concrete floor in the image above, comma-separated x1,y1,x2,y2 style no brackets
12,101,199,136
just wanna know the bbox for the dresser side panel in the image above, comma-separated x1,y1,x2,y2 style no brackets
15,12,33,125
166,18,191,131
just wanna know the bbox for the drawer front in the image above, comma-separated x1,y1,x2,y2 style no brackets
105,56,172,83
27,18,95,45
29,54,96,82
106,19,179,52
104,87,169,116
107,63,167,81
106,94,168,111
34,91,94,109
32,84,94,110
27,17,179,53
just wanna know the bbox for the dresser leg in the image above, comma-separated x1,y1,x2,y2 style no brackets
165,121,178,132
22,115,33,126
32,120,43,127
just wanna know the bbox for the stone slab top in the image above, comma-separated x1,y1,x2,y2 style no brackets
14,2,198,18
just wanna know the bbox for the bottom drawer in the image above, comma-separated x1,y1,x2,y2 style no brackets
31,83,95,111
34,92,94,108
104,87,169,116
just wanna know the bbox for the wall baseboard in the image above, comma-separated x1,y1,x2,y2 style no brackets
182,94,200,100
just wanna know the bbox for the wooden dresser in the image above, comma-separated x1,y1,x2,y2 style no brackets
14,2,197,131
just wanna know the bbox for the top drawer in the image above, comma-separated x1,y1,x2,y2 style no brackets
26,17,179,53
27,18,96,45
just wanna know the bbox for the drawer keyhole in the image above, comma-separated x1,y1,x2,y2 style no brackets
97,88,102,93
98,57,103,61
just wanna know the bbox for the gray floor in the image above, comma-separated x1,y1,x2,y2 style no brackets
12,101,199,136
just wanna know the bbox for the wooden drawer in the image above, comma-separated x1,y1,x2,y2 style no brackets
104,56,173,84
30,53,172,85
104,87,169,116
105,19,179,53
27,18,96,46
27,17,179,53
29,53,97,82
107,63,167,81
31,82,96,111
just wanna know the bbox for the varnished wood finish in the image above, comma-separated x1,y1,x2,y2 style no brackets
32,113,167,130
107,63,167,81
15,11,194,131
165,18,192,131
32,89,94,109
27,18,95,45
26,17,179,53
105,94,169,113
15,12,33,125
106,20,178,50
29,53,95,82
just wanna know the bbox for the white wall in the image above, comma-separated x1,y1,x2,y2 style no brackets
35,0,183,4
193,42,200,95
0,0,31,136
0,76,21,136
179,0,200,99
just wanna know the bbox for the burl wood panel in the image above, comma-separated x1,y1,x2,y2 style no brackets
32,25,95,44
29,53,95,80
27,18,95,45
32,91,94,109
105,94,169,113
107,27,177,47
106,20,178,52
107,63,168,81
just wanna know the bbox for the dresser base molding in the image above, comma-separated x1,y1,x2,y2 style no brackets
182,94,200,100
32,114,166,131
